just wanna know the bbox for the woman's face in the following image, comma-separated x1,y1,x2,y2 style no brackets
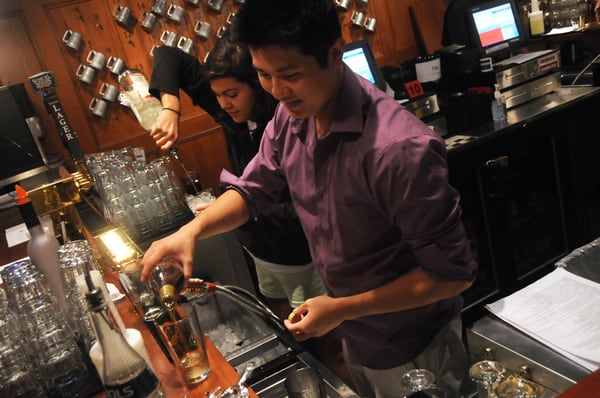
210,77,257,123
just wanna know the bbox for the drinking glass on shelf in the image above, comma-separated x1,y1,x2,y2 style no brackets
469,360,506,398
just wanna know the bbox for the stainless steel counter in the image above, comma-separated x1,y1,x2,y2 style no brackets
507,86,600,125
445,85,600,154
467,238,600,397
467,316,590,397
184,288,359,398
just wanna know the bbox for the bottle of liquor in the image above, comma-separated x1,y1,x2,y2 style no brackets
15,184,70,319
147,256,185,311
84,279,165,397
118,69,162,131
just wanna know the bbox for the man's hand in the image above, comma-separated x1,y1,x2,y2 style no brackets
283,295,344,341
140,223,197,282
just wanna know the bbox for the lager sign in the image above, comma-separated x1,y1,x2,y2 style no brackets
29,71,57,92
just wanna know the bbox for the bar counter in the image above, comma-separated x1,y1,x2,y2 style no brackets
0,203,257,398
94,266,259,398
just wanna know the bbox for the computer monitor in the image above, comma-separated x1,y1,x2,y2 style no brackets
343,40,387,91
467,0,527,60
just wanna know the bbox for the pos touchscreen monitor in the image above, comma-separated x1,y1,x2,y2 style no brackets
343,40,387,91
467,0,527,60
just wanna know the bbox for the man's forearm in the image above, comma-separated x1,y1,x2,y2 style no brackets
337,267,472,321
191,189,252,240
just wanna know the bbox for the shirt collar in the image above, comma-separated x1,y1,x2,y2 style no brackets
288,64,366,140
330,64,365,136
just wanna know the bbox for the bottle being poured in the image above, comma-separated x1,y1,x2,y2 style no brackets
118,69,162,131
147,256,188,324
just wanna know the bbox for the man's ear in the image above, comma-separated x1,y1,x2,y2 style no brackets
330,38,345,65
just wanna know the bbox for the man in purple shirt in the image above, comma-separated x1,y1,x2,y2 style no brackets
141,0,477,396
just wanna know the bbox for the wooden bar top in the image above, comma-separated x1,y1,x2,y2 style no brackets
99,266,259,398
557,368,600,398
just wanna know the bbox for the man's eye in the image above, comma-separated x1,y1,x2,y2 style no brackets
282,73,300,80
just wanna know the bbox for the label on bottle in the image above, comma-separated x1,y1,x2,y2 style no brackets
105,367,160,398
124,72,154,102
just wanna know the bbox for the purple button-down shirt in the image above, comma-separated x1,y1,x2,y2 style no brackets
221,66,477,368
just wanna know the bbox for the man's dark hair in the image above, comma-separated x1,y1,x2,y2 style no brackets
230,0,342,68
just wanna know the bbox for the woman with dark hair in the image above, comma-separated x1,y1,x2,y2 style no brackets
148,31,326,320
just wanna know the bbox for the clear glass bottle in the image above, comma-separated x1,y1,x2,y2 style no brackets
85,282,164,397
147,256,185,311
15,184,70,319
118,69,162,131
491,84,507,122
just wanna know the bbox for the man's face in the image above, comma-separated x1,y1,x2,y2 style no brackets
250,43,341,119
210,77,257,123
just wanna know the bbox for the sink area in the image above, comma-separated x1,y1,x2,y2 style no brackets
184,289,359,398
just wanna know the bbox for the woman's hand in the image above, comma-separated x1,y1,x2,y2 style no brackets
150,109,179,151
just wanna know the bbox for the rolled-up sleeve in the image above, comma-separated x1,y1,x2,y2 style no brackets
379,133,477,282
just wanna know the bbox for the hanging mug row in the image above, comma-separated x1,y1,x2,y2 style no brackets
75,55,126,84
88,81,121,117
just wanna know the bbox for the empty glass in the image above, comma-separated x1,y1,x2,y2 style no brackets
496,374,538,398
58,240,99,349
0,288,47,397
86,149,192,242
469,360,506,398
0,259,90,397
284,367,326,398
401,368,447,398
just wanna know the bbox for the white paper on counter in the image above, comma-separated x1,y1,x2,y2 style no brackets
486,267,600,371
5,222,31,247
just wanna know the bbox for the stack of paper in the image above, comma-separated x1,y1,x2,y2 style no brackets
486,267,600,371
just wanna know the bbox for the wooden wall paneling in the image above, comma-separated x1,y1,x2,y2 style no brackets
44,0,160,151
0,5,68,159
1,0,453,194
370,0,421,66
409,0,451,55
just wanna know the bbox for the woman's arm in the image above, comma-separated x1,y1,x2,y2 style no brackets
150,92,181,151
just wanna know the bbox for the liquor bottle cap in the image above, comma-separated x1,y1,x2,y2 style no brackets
14,184,30,205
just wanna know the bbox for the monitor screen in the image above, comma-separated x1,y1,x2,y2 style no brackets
467,0,526,59
343,40,387,91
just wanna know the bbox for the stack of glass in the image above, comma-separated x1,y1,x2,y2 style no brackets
85,148,191,242
0,259,90,397
58,239,100,350
545,0,589,29
0,288,46,397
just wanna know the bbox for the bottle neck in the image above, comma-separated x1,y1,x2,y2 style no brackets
17,200,41,230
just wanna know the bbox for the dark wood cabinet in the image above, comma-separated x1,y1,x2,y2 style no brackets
451,92,600,324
